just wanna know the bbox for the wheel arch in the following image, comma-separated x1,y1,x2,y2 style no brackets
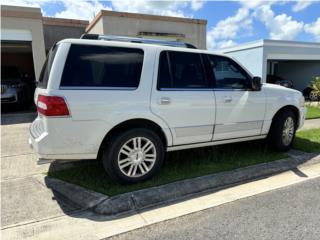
272,105,300,128
97,118,169,160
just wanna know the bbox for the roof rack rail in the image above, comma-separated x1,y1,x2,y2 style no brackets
80,34,197,49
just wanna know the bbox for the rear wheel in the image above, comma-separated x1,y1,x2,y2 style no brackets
268,109,296,151
102,128,165,184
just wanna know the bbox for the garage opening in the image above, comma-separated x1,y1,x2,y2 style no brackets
267,60,320,100
1,40,36,111
267,60,320,98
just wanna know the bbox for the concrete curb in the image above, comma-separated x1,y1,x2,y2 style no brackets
47,152,320,216
45,177,108,209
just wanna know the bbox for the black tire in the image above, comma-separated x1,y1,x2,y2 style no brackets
268,109,297,151
102,128,165,184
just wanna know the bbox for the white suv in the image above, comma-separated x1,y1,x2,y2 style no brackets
30,37,306,183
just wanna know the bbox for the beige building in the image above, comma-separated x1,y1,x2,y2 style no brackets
86,10,207,49
1,5,207,82
42,17,89,52
1,5,88,81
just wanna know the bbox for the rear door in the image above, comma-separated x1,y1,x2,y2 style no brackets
151,50,216,145
206,55,266,140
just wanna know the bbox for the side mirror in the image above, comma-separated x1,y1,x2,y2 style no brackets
251,76,262,91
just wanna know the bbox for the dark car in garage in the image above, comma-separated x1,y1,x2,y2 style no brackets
1,65,35,107
267,74,294,88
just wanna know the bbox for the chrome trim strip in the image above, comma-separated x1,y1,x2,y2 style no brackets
175,125,214,138
158,88,251,91
214,121,263,134
158,88,213,91
59,86,137,90
213,88,251,91
167,135,267,152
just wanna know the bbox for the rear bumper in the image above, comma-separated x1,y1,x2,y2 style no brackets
29,134,97,161
29,117,98,161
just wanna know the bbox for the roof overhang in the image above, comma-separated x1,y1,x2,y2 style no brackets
221,39,320,54
42,17,89,28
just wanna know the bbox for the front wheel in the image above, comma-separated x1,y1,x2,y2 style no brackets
268,110,296,151
102,128,165,184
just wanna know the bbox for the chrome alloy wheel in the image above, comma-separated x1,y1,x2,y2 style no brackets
117,137,157,178
282,117,295,146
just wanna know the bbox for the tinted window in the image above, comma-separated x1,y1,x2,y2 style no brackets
60,45,144,88
38,44,58,89
208,55,250,89
158,51,208,89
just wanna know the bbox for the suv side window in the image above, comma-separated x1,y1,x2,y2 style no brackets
158,51,209,89
60,44,144,89
207,55,251,90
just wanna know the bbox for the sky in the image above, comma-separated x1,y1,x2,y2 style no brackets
2,0,320,49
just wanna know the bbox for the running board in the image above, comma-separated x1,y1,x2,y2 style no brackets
167,135,267,152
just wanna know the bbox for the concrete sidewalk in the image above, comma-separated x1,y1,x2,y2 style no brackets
301,119,320,131
1,122,83,228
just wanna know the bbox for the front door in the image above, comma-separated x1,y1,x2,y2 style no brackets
206,55,266,140
151,50,216,145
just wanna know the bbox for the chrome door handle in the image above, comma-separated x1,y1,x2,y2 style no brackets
159,97,171,105
224,96,232,103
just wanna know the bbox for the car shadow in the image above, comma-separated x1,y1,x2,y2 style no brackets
44,140,319,222
293,137,320,154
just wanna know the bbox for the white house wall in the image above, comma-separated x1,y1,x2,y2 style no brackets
224,47,265,80
223,41,320,85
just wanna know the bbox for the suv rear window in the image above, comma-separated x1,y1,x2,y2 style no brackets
38,44,58,89
60,44,144,89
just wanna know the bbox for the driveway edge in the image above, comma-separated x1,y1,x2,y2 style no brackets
47,152,320,215
45,177,109,209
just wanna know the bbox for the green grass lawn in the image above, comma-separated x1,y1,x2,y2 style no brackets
306,106,320,119
48,141,287,196
294,128,320,153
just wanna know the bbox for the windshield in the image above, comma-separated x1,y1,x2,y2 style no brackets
37,43,59,89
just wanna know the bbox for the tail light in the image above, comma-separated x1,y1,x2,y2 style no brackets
37,95,70,117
